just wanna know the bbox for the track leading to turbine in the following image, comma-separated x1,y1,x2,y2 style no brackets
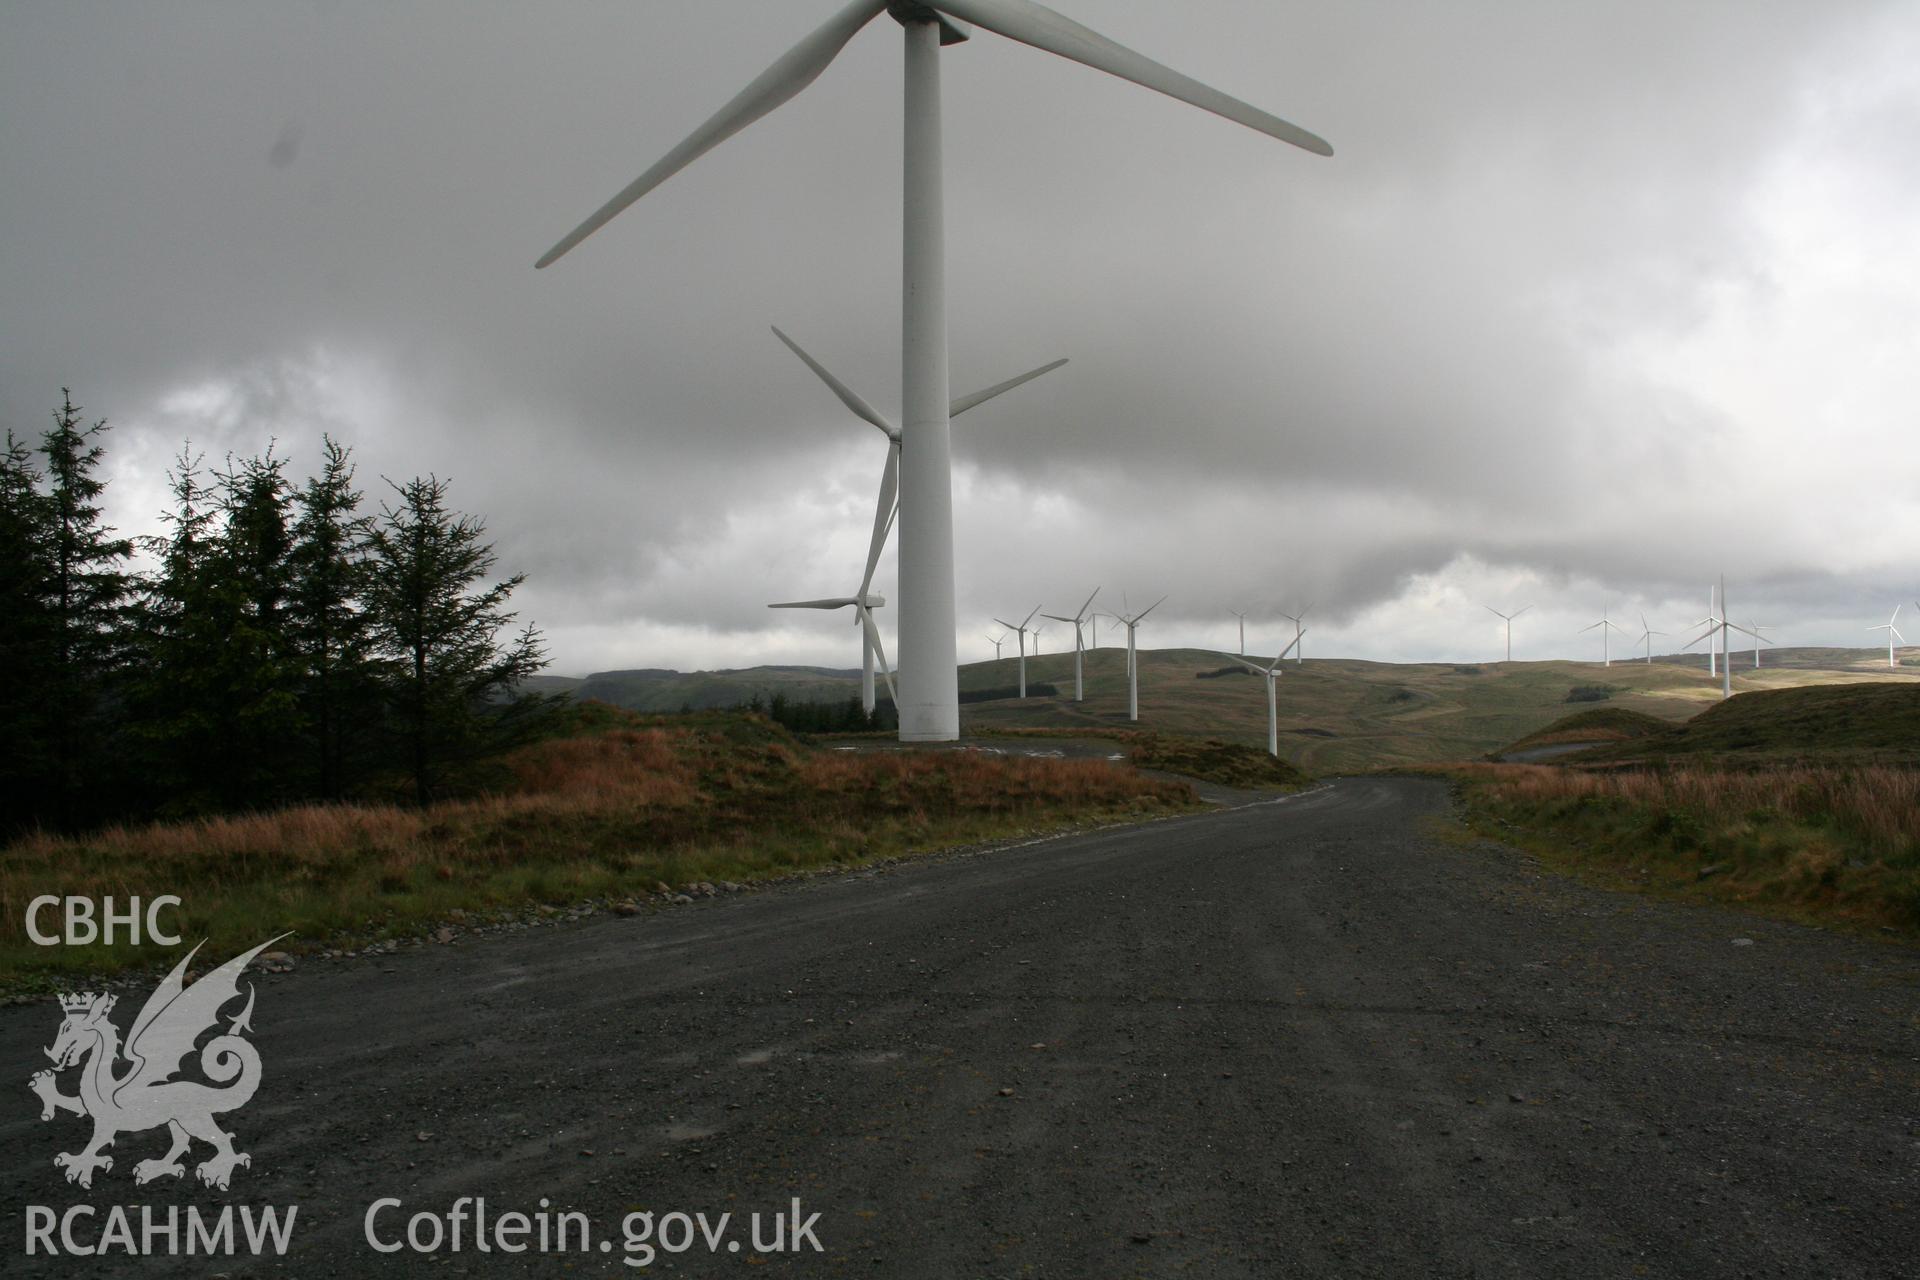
5,779,1911,1276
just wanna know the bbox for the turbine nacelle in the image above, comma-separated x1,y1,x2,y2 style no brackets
888,2,973,44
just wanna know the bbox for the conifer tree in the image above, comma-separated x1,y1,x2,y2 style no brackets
39,391,133,827
287,436,378,797
363,474,550,806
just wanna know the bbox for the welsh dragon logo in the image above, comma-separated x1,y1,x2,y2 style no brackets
29,936,284,1190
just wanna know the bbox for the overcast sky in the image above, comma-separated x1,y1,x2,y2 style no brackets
4,1,1917,674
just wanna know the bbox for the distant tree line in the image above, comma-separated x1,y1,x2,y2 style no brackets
743,691,898,734
0,390,559,837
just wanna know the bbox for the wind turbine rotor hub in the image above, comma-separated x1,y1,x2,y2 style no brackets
888,2,972,43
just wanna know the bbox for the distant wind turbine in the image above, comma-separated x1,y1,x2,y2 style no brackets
1484,605,1531,663
1114,596,1166,722
1278,604,1311,665
992,605,1043,698
1697,583,1720,677
1042,588,1101,702
1868,605,1907,669
1637,613,1667,665
536,1,1331,742
768,557,893,716
1231,632,1305,756
988,632,1006,661
1684,576,1761,699
1577,607,1628,666
1748,621,1772,669
1031,621,1048,657
1227,608,1249,656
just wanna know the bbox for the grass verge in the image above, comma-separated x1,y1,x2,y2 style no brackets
0,710,1199,991
1443,761,1920,937
965,727,1311,790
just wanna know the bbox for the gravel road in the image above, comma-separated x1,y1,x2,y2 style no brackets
4,777,1915,1277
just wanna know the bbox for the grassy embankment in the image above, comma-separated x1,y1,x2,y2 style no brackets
1445,685,1920,935
0,707,1199,987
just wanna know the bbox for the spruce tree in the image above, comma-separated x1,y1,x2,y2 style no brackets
364,475,551,806
287,436,377,798
39,392,134,828
0,431,56,832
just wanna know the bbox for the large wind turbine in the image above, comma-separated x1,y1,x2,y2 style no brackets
1231,632,1305,757
993,605,1042,698
1637,613,1667,665
1279,604,1311,665
1869,605,1907,669
1577,607,1628,666
1484,605,1530,664
1043,588,1101,701
1684,576,1761,699
1114,596,1166,722
536,1,1332,742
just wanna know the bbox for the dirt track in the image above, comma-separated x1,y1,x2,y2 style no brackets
3,777,1915,1276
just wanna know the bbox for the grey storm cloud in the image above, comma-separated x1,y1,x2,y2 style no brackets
2,0,1916,673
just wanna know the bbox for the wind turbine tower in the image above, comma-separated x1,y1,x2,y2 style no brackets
1484,605,1531,664
1232,632,1305,756
1685,577,1761,699
1869,605,1907,669
1043,588,1101,701
1637,613,1667,665
1279,604,1311,665
1578,607,1628,666
1228,608,1248,656
988,632,1006,661
1115,596,1166,722
535,1,1331,742
993,605,1042,698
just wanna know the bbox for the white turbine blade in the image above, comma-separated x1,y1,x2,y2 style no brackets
992,618,1021,631
858,444,900,598
1040,613,1075,623
770,597,857,609
1074,586,1100,621
1577,621,1603,634
1724,620,1764,642
1682,626,1715,649
1894,626,1909,645
1512,605,1532,620
1021,604,1043,628
1483,605,1505,620
1136,595,1167,622
537,0,890,268
1229,655,1265,676
950,357,1069,418
858,606,897,705
1278,630,1303,660
932,0,1332,156
772,326,899,437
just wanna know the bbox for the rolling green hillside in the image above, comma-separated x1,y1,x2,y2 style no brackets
955,646,1920,772
1573,683,1920,765
526,647,1919,772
